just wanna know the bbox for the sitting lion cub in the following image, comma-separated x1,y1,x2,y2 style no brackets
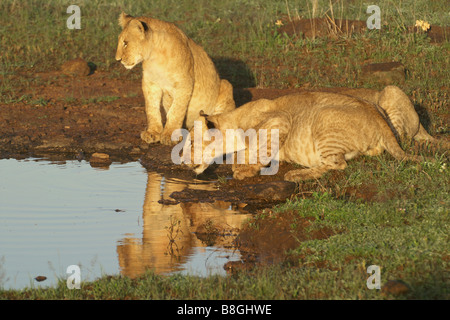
185,86,436,182
115,12,235,145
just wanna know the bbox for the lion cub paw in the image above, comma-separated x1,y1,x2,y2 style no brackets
160,128,183,146
284,171,300,182
140,130,161,144
284,169,316,182
160,133,177,146
232,165,260,180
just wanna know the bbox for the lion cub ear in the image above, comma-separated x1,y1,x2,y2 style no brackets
197,110,208,127
127,20,150,38
199,111,220,129
118,12,134,29
198,110,211,129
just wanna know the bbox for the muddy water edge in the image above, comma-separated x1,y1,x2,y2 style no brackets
0,145,301,290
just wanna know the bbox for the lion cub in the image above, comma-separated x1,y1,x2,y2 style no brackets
186,87,433,182
115,12,235,145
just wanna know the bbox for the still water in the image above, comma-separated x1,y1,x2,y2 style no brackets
0,158,250,289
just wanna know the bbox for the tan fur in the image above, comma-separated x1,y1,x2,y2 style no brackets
334,86,444,147
187,89,435,182
115,12,235,145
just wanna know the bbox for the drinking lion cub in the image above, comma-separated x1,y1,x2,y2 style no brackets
185,86,435,182
115,12,235,145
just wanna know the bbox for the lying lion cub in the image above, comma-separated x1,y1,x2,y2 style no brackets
115,12,235,145
185,86,436,182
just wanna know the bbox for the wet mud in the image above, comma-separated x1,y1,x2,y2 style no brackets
226,211,340,274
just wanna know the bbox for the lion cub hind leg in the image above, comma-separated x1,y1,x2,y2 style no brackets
284,154,347,182
377,85,444,148
377,85,420,141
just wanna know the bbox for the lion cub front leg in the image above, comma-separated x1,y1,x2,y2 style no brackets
141,81,163,144
160,85,193,145
284,154,347,182
232,163,263,180
232,114,287,180
232,144,270,180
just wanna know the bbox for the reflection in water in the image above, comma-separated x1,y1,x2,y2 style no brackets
117,172,251,278
0,158,251,289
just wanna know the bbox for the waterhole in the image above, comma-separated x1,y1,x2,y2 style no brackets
0,158,251,289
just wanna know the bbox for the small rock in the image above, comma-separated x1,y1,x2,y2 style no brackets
381,280,411,296
244,181,297,201
61,58,91,77
90,152,112,168
90,152,110,160
34,276,47,282
360,62,406,86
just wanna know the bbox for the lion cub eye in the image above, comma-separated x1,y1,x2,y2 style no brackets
123,41,128,48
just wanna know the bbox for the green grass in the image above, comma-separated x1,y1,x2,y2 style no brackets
0,0,449,299
0,0,449,94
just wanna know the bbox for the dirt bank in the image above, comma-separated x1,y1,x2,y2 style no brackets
278,17,449,43
1,70,448,200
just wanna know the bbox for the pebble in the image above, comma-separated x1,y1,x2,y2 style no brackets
34,276,47,282
61,58,91,77
244,181,297,201
90,152,112,167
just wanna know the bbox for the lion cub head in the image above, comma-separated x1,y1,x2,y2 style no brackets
182,112,225,175
115,12,150,70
